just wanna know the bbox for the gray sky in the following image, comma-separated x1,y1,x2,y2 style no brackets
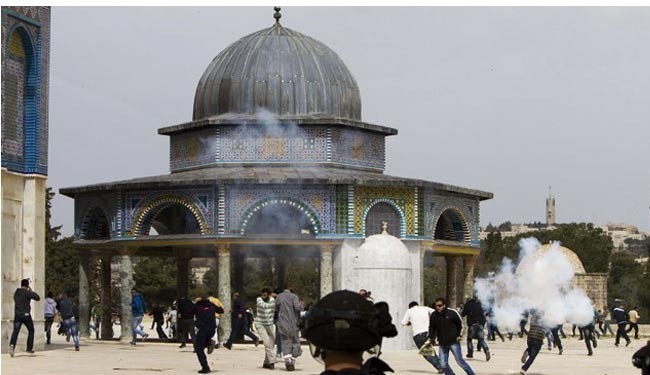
49,7,650,236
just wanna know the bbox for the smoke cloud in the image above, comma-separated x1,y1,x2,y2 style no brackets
474,237,595,331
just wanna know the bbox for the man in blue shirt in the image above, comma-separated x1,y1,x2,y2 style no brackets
130,288,149,345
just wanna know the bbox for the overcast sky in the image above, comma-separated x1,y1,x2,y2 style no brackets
48,7,650,236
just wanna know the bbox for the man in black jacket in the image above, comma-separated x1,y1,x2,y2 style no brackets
613,304,631,347
8,279,40,357
177,296,196,349
461,296,490,361
192,295,225,374
429,297,475,375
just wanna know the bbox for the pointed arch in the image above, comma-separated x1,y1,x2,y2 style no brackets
132,195,209,236
80,206,111,239
239,197,322,236
362,199,406,238
432,206,470,244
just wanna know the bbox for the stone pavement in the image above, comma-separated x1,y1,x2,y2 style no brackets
3,330,645,375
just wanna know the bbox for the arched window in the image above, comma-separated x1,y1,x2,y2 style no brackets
365,202,401,237
433,208,469,243
2,27,38,173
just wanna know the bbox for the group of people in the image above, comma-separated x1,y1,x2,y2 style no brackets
7,278,648,375
399,295,645,375
9,279,82,357
124,286,306,373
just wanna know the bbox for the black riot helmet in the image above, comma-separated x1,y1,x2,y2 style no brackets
304,290,397,353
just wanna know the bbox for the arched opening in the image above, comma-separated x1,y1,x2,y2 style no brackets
142,203,201,235
364,201,402,237
242,200,319,236
2,27,38,171
81,207,110,239
434,208,469,243
236,200,321,315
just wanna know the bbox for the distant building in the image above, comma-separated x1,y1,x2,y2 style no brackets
598,223,647,252
480,222,556,240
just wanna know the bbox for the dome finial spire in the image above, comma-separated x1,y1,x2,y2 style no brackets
273,7,282,24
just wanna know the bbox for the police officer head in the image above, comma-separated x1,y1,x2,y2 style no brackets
304,290,397,372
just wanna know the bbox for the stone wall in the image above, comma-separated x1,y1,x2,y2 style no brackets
574,273,608,311
1,170,46,352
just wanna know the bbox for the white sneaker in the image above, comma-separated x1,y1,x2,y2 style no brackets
520,370,526,375
9,345,15,357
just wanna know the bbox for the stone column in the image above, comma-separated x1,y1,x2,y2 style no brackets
175,250,190,299
100,253,114,339
118,249,135,344
445,256,459,308
78,254,92,338
217,244,231,339
320,244,334,297
462,255,478,301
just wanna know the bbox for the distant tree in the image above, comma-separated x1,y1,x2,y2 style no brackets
497,221,512,232
624,237,650,257
476,231,517,277
201,265,218,293
529,223,612,272
133,257,176,309
608,252,646,322
45,187,81,298
484,222,497,232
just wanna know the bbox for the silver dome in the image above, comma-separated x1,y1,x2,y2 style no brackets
193,22,361,122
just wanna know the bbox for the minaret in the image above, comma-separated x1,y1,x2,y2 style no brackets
546,186,556,225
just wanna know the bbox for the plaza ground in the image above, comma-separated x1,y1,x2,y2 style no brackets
2,323,646,375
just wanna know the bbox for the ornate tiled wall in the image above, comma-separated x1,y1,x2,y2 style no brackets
353,186,416,236
168,124,385,171
1,6,49,175
425,192,480,245
169,127,218,170
123,187,216,236
219,125,328,163
330,128,384,170
227,184,336,235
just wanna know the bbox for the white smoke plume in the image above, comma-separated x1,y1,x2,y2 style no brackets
474,237,595,331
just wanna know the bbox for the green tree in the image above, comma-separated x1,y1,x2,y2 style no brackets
133,257,177,308
608,252,646,322
45,187,80,298
477,223,612,275
528,223,612,272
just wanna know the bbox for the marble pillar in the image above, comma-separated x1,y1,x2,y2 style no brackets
320,245,334,297
100,254,114,339
462,255,478,302
78,255,91,338
118,250,134,344
445,256,459,308
217,244,231,338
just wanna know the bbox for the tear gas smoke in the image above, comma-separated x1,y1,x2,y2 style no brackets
474,237,594,331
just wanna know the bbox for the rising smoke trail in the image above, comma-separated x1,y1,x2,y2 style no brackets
474,237,595,331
